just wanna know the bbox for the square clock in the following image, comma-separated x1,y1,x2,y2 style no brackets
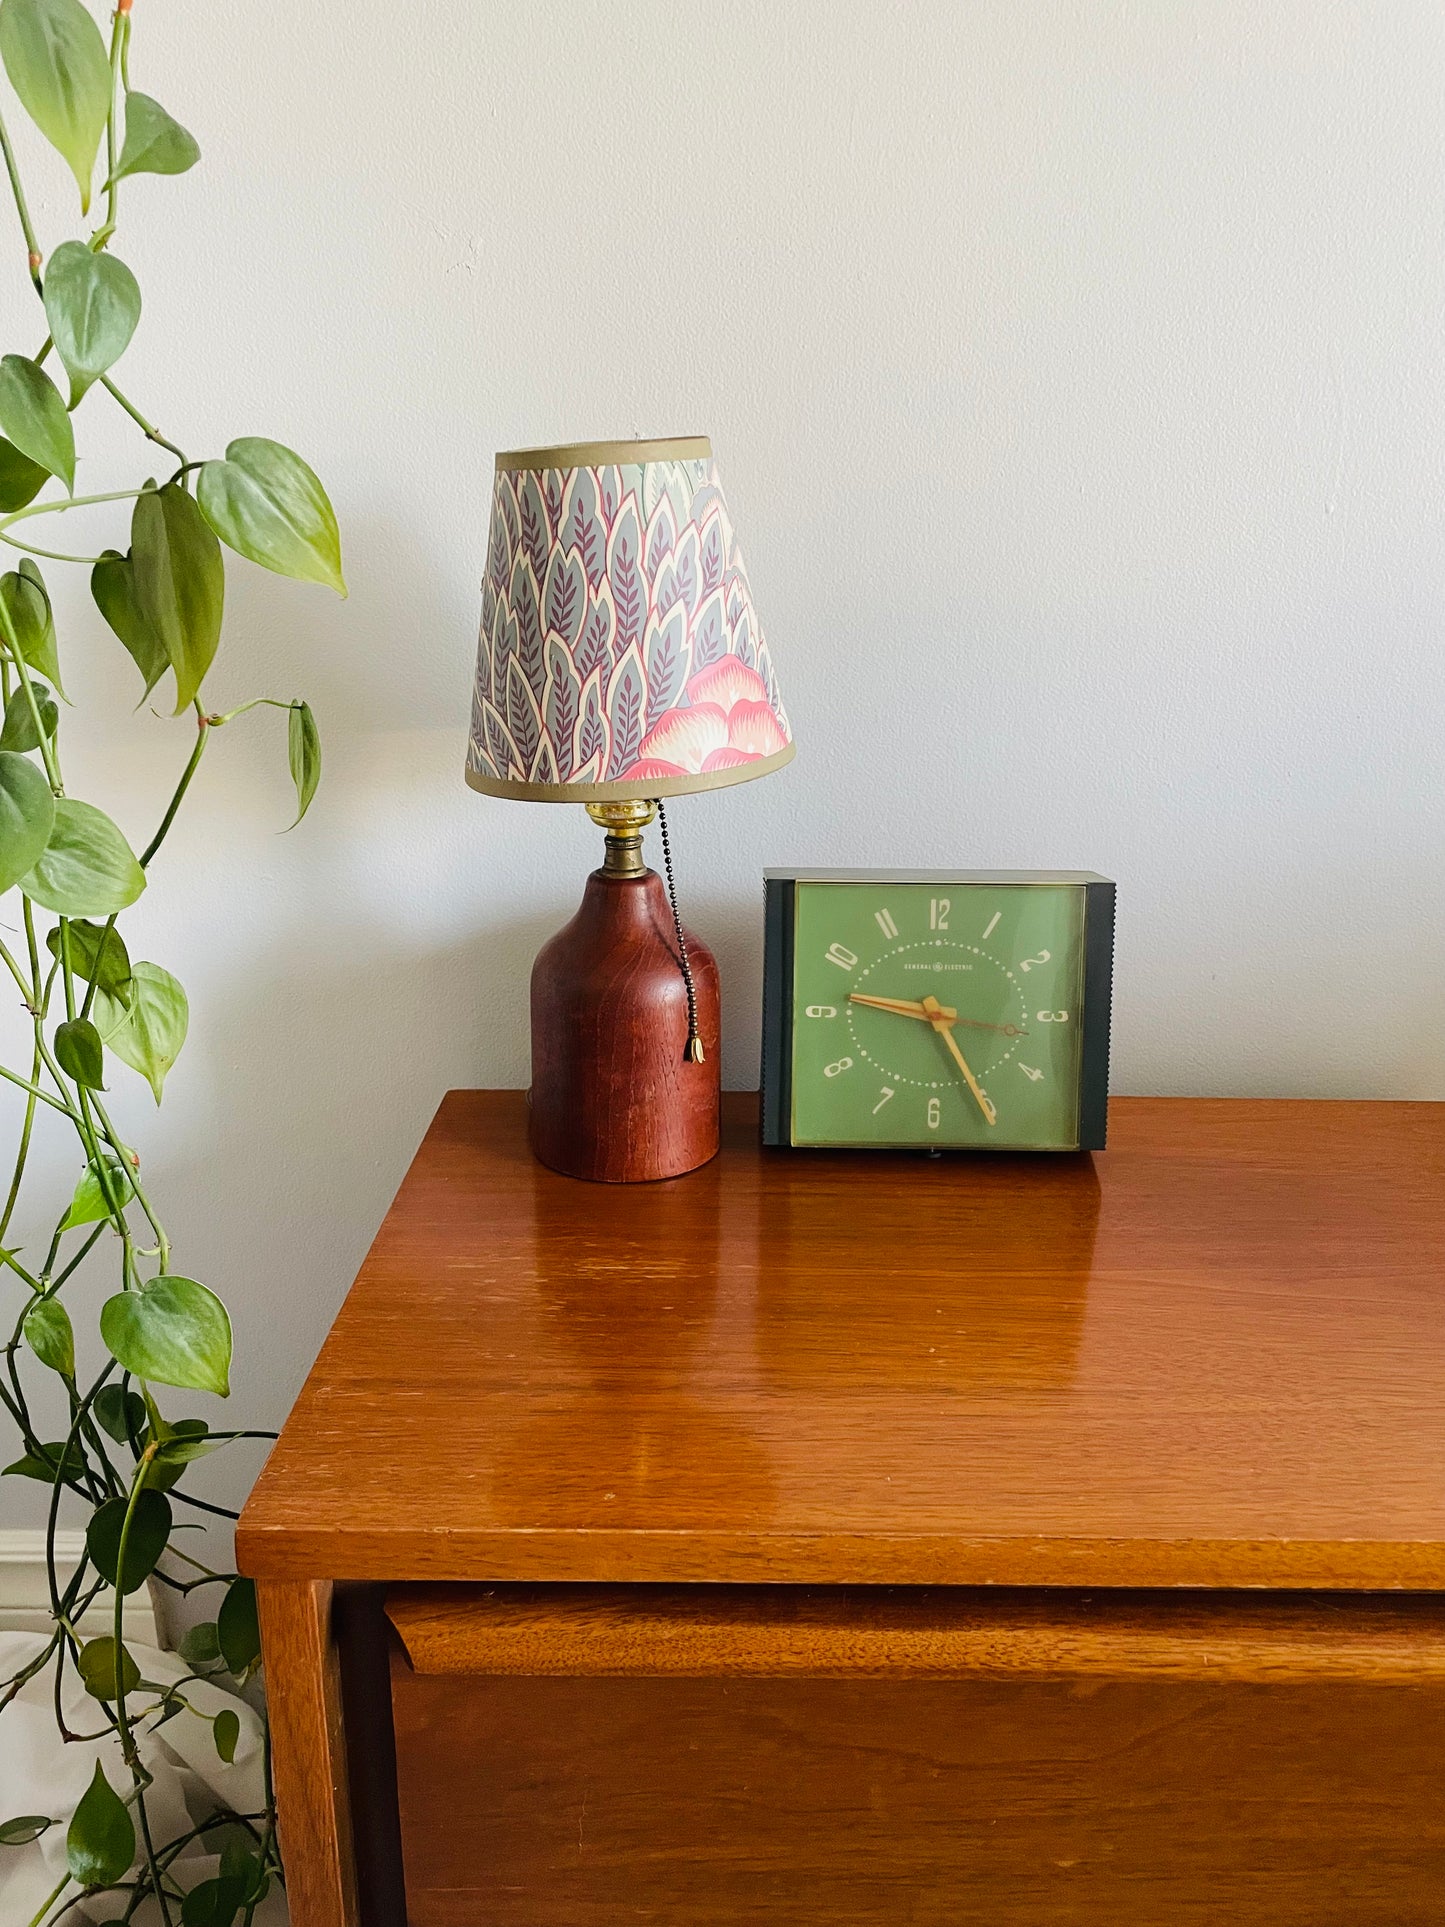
762,871,1115,1152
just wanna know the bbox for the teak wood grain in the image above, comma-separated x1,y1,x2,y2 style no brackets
529,866,721,1181
238,1091,1445,1590
386,1582,1445,1683
254,1581,356,1927
390,1657,1445,1925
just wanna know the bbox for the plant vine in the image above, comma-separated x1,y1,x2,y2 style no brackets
0,0,344,1919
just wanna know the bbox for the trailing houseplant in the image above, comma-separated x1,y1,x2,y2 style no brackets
0,0,344,1918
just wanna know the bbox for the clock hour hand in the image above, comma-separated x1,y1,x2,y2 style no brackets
920,995,997,1127
848,993,959,1023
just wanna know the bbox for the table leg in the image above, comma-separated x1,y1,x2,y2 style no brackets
257,1578,358,1927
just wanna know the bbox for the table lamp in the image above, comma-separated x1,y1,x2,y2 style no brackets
466,436,794,1183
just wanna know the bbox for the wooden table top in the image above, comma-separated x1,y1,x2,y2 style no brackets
236,1092,1445,1591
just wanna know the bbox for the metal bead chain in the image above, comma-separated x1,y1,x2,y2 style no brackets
653,799,705,1063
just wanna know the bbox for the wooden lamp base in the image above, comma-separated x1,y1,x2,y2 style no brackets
528,804,721,1183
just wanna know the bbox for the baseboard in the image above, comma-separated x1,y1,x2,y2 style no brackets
0,1528,160,1645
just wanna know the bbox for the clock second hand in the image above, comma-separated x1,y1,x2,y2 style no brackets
920,995,998,1127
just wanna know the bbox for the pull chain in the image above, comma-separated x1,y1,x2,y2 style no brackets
653,799,704,1063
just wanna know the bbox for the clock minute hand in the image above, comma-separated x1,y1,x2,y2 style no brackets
848,993,959,1023
920,995,998,1127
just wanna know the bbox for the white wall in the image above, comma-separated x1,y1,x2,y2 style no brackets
2,0,1443,1536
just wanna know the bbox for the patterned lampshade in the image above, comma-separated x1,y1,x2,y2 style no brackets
465,437,793,800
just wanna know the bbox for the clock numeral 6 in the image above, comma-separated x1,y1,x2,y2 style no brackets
824,1057,854,1078
1036,1010,1070,1023
927,1096,941,1129
825,943,858,971
1019,950,1051,972
804,1004,837,1019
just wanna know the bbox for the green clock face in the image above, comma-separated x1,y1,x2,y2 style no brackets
789,880,1090,1148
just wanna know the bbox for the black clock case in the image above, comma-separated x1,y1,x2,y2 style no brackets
760,870,1116,1152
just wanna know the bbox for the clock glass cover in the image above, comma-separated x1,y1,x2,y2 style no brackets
764,873,1113,1151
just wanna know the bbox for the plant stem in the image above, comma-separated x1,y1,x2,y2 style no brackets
0,1038,40,1240
141,707,210,867
0,530,110,565
93,8,129,253
0,101,42,289
100,376,188,466
0,1060,73,1115
0,486,145,535
27,1873,70,1927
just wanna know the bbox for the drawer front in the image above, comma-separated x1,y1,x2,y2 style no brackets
387,1585,1445,1926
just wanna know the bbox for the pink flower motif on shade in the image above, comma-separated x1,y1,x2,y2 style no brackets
634,702,730,772
725,700,789,758
619,653,786,780
685,657,771,712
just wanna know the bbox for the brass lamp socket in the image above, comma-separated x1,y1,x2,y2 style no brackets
586,800,656,878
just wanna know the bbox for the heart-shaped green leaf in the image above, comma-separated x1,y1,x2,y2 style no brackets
0,1814,52,1845
182,1875,247,1927
100,1275,231,1396
93,1382,146,1445
143,1415,207,1490
21,797,145,916
76,1634,140,1704
0,436,47,511
86,1488,172,1593
93,960,187,1102
66,1760,134,1886
3,1437,84,1482
198,438,345,595
55,1014,105,1088
212,1707,239,1764
43,240,142,405
0,561,64,693
132,483,224,711
111,89,199,183
0,355,73,491
218,1832,266,1902
0,677,56,751
23,1294,73,1376
62,1153,134,1229
178,1620,220,1666
47,916,131,1004
287,700,320,826
0,747,55,892
91,548,167,697
151,1425,217,1467
217,1576,260,1675
0,0,109,213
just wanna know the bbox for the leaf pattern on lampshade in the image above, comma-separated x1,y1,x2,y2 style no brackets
543,545,585,653
467,455,791,791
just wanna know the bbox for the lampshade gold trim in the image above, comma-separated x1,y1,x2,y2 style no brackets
465,740,794,804
495,436,711,473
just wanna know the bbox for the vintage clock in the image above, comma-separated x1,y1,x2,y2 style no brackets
762,871,1114,1151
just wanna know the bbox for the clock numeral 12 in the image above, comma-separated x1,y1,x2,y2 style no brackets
825,943,858,971
930,897,950,930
